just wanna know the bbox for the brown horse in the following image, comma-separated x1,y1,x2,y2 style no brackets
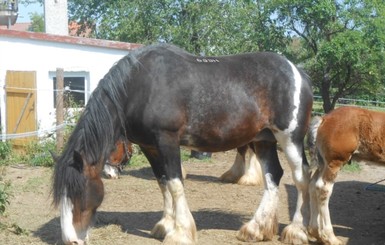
220,143,264,186
103,138,133,179
307,106,385,245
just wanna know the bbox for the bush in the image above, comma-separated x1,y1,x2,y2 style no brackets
24,139,56,167
0,141,11,160
0,180,11,216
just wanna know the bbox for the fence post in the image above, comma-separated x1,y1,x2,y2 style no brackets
56,68,64,151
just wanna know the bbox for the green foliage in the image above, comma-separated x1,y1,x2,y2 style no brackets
9,223,29,235
180,148,191,162
274,0,385,112
128,145,148,167
0,180,11,216
66,0,385,110
24,139,56,167
68,0,288,55
28,13,44,33
342,161,361,173
0,141,11,160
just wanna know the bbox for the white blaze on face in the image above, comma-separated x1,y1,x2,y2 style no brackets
60,191,80,244
103,164,119,179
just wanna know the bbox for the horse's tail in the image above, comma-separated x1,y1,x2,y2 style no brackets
307,115,323,168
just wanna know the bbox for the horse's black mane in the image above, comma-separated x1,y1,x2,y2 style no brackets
52,43,212,206
52,44,168,206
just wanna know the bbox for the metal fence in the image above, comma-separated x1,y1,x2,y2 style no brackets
313,95,385,115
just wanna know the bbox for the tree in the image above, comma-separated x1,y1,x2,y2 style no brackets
67,0,289,55
274,0,385,112
28,12,44,32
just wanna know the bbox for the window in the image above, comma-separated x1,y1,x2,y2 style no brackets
53,76,85,107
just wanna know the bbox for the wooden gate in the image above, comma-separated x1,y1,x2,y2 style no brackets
5,71,37,148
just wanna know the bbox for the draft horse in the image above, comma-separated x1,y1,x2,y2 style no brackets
220,143,264,186
102,137,133,179
52,44,313,244
307,106,385,245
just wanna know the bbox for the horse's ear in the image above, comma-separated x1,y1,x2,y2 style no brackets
49,150,59,162
72,150,84,172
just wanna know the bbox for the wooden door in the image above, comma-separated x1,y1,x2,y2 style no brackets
5,71,37,148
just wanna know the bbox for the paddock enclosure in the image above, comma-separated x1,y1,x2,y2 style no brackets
1,150,385,244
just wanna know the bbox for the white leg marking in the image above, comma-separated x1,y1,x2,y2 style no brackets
237,173,279,241
316,174,341,244
219,151,245,183
238,149,263,186
308,169,321,240
163,178,197,244
278,134,310,244
151,181,175,239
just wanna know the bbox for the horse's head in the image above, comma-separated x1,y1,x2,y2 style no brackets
54,150,104,245
103,164,120,179
103,139,133,179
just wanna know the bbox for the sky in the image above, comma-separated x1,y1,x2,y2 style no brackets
17,2,44,23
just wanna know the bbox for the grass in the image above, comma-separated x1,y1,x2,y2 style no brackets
342,161,361,172
22,177,45,193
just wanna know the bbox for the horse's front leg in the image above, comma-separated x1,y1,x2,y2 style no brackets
151,178,175,239
163,178,197,244
141,137,197,244
237,141,282,241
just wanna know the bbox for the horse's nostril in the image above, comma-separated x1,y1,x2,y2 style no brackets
107,174,112,178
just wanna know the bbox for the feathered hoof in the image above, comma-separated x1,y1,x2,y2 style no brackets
151,216,175,239
281,224,309,244
236,221,264,242
307,227,342,245
237,174,262,186
236,219,276,242
162,227,197,245
321,236,342,245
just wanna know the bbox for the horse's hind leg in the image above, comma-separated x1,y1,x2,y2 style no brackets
278,133,311,244
309,158,344,245
237,141,282,241
220,144,247,183
220,143,263,186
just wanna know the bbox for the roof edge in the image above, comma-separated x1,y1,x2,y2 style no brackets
0,29,142,50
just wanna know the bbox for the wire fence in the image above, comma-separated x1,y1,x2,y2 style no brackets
2,95,385,141
313,95,385,116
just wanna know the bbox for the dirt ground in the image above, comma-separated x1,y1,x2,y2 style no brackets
1,149,385,245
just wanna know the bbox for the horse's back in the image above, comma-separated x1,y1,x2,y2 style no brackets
125,44,312,151
318,106,385,163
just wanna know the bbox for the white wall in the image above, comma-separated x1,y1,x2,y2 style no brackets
44,0,68,35
0,35,130,137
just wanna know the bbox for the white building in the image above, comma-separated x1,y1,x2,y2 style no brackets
0,29,141,145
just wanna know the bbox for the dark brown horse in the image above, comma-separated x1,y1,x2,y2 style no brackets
307,106,385,245
103,137,133,179
52,44,313,244
220,143,264,186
